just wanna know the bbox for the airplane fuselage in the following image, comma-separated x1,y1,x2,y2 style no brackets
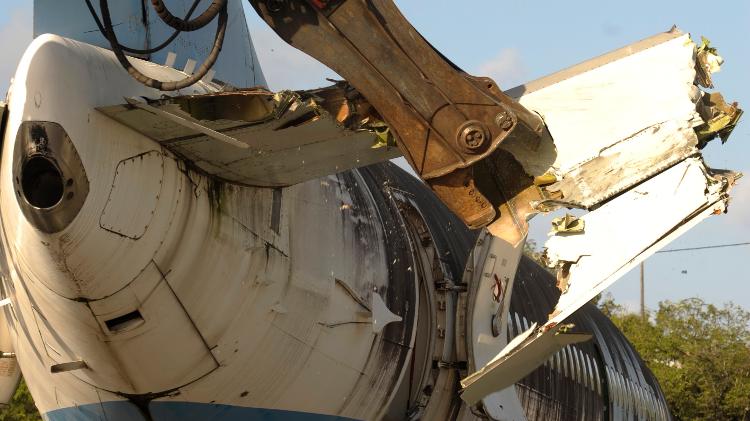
0,34,671,421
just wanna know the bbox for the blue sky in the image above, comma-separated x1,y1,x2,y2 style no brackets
0,1,747,313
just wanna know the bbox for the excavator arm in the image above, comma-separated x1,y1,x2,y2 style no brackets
244,2,743,405
249,0,550,242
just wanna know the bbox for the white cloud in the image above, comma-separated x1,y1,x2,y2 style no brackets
476,48,528,90
245,12,339,91
0,6,33,98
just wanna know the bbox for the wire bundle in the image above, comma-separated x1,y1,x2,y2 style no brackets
85,0,228,90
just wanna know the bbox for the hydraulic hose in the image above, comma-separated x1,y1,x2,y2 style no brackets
85,0,203,55
98,0,228,90
150,0,227,32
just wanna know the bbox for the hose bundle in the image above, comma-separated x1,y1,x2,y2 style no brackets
86,0,229,90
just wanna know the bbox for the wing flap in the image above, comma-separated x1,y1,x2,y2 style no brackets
98,86,400,186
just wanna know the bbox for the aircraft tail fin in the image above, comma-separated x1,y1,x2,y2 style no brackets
33,0,266,88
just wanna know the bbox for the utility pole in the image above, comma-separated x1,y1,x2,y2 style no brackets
640,261,645,320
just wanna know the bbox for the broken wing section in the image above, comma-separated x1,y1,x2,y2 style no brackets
545,159,736,323
98,84,400,187
461,29,742,404
462,159,736,403
490,29,741,240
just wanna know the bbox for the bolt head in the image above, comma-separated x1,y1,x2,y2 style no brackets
495,112,514,130
456,120,490,154
458,122,489,152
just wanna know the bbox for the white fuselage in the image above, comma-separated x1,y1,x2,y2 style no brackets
0,35,434,420
0,17,679,421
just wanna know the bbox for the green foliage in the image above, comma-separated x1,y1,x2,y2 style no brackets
604,296,750,421
0,379,41,421
523,238,543,262
523,239,553,275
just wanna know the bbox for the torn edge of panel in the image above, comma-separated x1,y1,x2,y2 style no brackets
108,82,395,149
461,30,742,404
460,322,591,405
97,82,401,186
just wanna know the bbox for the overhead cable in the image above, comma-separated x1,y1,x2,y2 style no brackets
656,241,750,253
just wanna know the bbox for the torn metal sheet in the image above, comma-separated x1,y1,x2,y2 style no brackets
540,119,701,209
695,36,723,88
545,158,737,323
508,29,701,175
460,322,591,405
460,28,742,404
550,214,585,235
486,29,736,244
123,97,249,149
461,158,737,404
513,29,711,211
98,84,401,187
696,92,743,144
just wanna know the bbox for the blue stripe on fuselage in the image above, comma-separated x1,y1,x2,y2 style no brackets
44,401,362,421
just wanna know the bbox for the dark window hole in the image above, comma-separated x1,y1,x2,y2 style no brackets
104,310,144,333
21,156,64,208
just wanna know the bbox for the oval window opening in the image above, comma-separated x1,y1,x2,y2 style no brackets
21,156,64,209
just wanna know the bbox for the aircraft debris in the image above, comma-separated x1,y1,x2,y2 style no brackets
99,84,400,187
461,29,742,404
550,214,585,235
460,322,592,405
123,97,248,149
695,36,723,88
695,92,743,144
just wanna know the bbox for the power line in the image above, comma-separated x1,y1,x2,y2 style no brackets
642,242,750,312
656,242,750,254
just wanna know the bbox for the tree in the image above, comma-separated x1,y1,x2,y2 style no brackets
605,296,750,421
0,379,41,421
